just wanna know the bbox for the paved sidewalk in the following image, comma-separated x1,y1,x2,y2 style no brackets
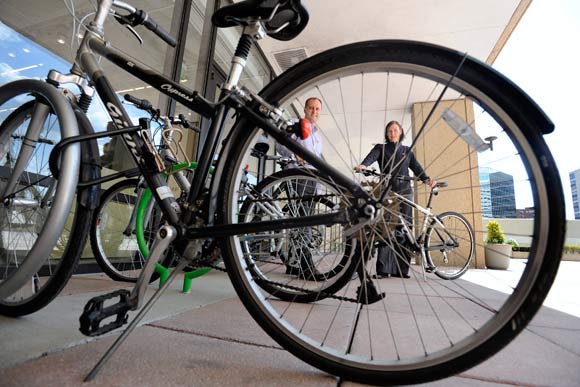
0,262,579,386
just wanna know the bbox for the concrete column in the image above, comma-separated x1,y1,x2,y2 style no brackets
411,99,486,269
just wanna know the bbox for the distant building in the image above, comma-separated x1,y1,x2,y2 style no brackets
516,207,535,218
479,170,493,218
480,168,516,218
571,169,580,220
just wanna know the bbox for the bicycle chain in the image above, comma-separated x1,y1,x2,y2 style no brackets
204,263,360,304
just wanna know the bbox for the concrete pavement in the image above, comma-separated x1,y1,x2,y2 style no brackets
1,261,579,386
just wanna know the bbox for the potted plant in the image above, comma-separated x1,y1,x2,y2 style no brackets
484,220,511,270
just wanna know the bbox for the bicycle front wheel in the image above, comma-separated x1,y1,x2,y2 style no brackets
218,40,565,385
0,81,86,316
425,211,475,280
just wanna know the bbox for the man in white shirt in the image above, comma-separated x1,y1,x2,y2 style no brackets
275,97,324,280
276,97,323,167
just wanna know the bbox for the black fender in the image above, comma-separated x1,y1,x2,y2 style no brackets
72,106,101,209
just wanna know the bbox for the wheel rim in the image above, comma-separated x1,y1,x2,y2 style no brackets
427,213,474,279
94,182,145,281
221,50,559,379
0,99,78,306
238,170,355,301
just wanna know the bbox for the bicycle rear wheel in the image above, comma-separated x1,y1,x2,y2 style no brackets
0,81,87,316
218,40,565,385
238,168,356,303
425,211,475,280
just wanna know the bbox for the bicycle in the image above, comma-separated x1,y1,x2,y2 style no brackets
359,169,475,280
0,0,566,385
90,94,205,285
239,164,358,303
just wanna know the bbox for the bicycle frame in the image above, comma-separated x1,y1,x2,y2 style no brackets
388,187,462,276
49,0,371,240
389,191,433,248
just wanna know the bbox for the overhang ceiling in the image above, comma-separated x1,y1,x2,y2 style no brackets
0,0,530,83
260,0,530,74
0,0,531,153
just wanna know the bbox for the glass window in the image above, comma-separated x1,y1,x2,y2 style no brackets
215,26,272,93
173,0,208,162
0,1,181,173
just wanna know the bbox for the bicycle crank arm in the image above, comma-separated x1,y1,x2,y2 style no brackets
78,225,178,337
85,242,189,382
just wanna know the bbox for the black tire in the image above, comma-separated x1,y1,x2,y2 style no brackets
424,211,475,280
90,178,170,283
0,83,90,317
217,40,565,385
238,168,357,303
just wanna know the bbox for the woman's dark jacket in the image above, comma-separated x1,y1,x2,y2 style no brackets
360,142,429,195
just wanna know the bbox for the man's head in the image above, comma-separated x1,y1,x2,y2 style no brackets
304,97,322,124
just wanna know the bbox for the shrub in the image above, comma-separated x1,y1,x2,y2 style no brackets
485,220,506,244
563,245,580,254
512,246,530,252
512,245,579,253
507,238,519,247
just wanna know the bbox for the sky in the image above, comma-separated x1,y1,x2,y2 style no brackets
491,0,580,219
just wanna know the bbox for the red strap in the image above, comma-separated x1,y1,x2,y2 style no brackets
300,118,312,139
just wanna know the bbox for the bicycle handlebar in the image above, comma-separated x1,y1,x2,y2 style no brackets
113,1,177,47
124,94,199,132
357,168,415,181
356,168,447,188
139,11,177,47
124,94,153,112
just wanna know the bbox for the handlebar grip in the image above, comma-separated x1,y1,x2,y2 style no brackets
139,11,177,47
178,114,190,128
124,94,152,111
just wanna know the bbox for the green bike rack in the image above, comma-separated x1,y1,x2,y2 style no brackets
135,161,211,293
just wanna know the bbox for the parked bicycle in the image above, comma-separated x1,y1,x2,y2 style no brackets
0,0,565,385
90,94,201,284
358,169,475,280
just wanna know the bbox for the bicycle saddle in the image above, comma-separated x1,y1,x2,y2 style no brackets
212,0,309,41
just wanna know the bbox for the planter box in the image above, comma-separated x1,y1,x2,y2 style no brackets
562,253,580,262
484,244,512,270
511,251,579,261
512,251,529,259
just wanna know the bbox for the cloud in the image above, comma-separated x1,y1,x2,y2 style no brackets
0,63,26,83
0,22,23,44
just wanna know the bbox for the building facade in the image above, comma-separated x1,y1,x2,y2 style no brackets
480,168,516,218
571,169,580,220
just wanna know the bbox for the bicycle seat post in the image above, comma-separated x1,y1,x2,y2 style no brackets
184,23,265,218
223,23,264,92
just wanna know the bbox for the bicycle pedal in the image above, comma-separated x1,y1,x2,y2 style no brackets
79,289,135,337
356,280,386,305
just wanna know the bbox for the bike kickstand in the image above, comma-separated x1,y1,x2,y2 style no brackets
420,249,427,281
84,225,187,382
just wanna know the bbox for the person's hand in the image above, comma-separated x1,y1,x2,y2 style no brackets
295,155,305,164
354,165,366,172
424,178,437,188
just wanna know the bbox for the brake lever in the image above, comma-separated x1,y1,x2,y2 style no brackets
125,24,143,45
113,13,143,45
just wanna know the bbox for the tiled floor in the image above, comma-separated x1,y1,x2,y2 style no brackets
1,262,579,386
